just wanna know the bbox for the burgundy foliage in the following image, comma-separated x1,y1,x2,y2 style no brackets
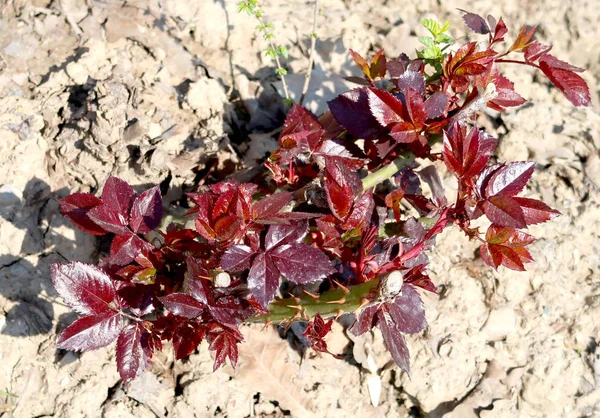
51,13,588,385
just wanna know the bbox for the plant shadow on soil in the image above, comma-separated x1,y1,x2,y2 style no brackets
0,178,93,338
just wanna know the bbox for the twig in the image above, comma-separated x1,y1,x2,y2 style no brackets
254,14,290,100
299,0,320,106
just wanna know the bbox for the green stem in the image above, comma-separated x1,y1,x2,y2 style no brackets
254,280,379,323
361,152,415,190
360,134,443,191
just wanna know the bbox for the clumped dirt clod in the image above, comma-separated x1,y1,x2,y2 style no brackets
0,0,599,417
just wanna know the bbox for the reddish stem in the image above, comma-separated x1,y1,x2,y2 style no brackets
496,58,540,69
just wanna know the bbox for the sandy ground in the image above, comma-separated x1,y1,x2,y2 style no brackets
0,0,599,417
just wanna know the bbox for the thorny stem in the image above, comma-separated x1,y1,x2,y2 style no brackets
360,133,443,191
361,152,415,190
254,279,379,323
299,0,320,106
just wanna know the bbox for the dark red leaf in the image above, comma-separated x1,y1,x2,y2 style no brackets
512,197,561,225
404,265,436,293
366,88,404,126
491,76,526,109
491,17,508,43
221,245,255,272
58,193,105,235
480,224,535,271
159,293,205,318
117,284,155,316
342,190,374,231
524,41,552,63
109,233,152,266
405,88,426,127
484,162,535,198
247,252,281,308
207,325,243,371
270,243,335,284
252,192,293,221
387,284,426,334
370,50,387,79
265,221,308,251
173,321,205,359
57,310,122,351
377,309,410,373
129,186,163,234
88,204,130,235
539,54,591,107
424,92,448,120
460,10,490,34
116,323,151,384
324,159,361,220
328,88,383,140
443,123,496,179
349,305,378,336
394,71,426,96
485,195,527,228
303,313,338,357
101,176,135,219
52,262,119,316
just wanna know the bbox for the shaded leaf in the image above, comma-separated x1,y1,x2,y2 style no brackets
328,88,383,140
349,305,379,336
130,186,163,234
58,193,105,235
460,10,490,34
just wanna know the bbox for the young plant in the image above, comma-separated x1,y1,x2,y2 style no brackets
51,11,590,384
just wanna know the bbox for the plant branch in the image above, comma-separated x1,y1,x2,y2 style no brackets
254,279,379,323
299,0,320,106
254,16,290,100
496,58,541,69
361,152,415,190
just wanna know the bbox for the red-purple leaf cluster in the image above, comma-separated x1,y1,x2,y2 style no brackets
51,12,587,387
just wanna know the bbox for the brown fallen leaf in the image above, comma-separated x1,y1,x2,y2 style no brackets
233,325,315,417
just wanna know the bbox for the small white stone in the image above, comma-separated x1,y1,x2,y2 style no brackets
214,272,231,288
